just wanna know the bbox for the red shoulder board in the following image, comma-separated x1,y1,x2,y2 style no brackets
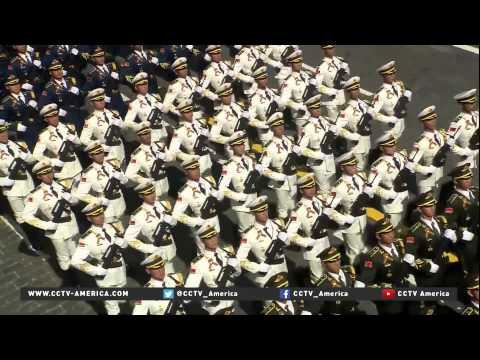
27,196,33,202
406,236,415,244
444,207,454,214
364,260,373,269
190,266,196,274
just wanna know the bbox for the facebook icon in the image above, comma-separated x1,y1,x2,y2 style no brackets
279,289,291,300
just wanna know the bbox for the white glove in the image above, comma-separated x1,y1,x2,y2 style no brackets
446,136,455,147
443,228,457,243
210,189,224,201
111,171,122,181
289,187,297,198
199,127,209,137
0,177,15,187
155,151,166,161
277,231,288,243
66,133,76,143
298,104,308,114
329,125,338,135
403,253,415,266
71,48,79,56
45,221,58,231
22,83,33,91
349,132,361,141
386,191,398,200
59,109,67,117
194,217,206,227
241,111,250,119
61,191,72,202
17,123,27,132
69,86,80,95
323,207,334,216
150,56,159,65
33,59,42,68
462,230,474,242
28,99,37,108
305,238,316,247
62,70,67,77
113,235,125,247
95,267,108,277
163,214,176,226
388,116,398,125
110,71,119,80
104,96,111,103
258,262,271,273
227,257,239,268
292,145,301,155
427,165,437,173
405,161,416,172
354,280,366,288
18,150,29,161
309,78,317,86
111,118,123,127
52,158,64,168
27,45,34,53
300,310,312,315
101,197,110,207
186,45,194,51
428,260,439,274
403,90,413,102
195,86,205,95
254,164,265,173
227,70,235,78
210,94,220,101
465,148,478,157
204,54,211,62
363,185,374,198
344,214,355,225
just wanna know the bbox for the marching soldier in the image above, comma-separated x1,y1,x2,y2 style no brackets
72,142,128,229
236,196,291,288
43,45,87,86
461,274,479,315
125,122,173,200
124,181,177,272
261,277,310,315
298,94,337,196
258,112,299,221
184,224,242,315
71,202,128,315
315,45,350,121
39,59,86,133
172,158,223,252
168,99,212,175
9,45,46,97
218,131,258,233
0,74,40,150
122,45,162,94
233,46,281,81
124,72,168,144
358,217,411,315
84,46,127,117
314,246,364,315
409,106,475,195
449,89,479,169
372,61,412,138
32,104,83,190
0,122,36,224
80,88,126,166
287,174,354,285
367,134,412,228
209,83,251,159
22,160,80,271
336,76,375,170
247,66,278,145
132,254,185,315
328,152,371,265
441,165,477,273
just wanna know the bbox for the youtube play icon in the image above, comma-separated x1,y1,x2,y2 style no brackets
381,289,397,300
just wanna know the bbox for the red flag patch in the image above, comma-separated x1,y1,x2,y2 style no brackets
364,260,373,269
444,207,454,214
406,236,415,244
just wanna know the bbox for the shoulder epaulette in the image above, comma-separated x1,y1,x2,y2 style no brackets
371,158,384,168
462,306,474,315
203,175,216,188
315,274,328,286
357,172,367,181
132,147,142,156
191,254,204,264
243,225,255,234
1,95,12,105
38,127,49,136
367,246,380,257
178,183,188,193
132,205,143,216
221,244,236,257
410,222,422,232
168,273,185,286
436,215,448,227
261,302,277,315
159,200,172,214
80,229,94,239
342,265,356,276
264,140,273,148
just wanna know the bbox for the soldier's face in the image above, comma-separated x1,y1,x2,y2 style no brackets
272,124,284,137
323,48,335,58
463,103,476,112
7,84,21,94
15,45,27,53
423,119,436,131
38,172,54,185
301,186,316,199
143,192,156,205
309,108,321,118
382,145,395,156
203,235,219,251
254,209,269,224
0,131,9,143
291,62,302,72
139,133,151,145
210,52,222,62
348,89,360,99
93,99,106,110
342,164,357,176
457,178,472,190
419,205,435,218
186,167,200,181
232,143,245,156
90,152,104,164
383,73,396,84
133,45,143,51
89,213,105,226
51,68,64,80
176,68,188,78
221,94,232,105
256,77,268,89
46,115,59,127
379,230,395,245
136,83,149,95
470,289,479,302
94,56,105,65
182,112,193,122
148,266,165,281
324,259,341,273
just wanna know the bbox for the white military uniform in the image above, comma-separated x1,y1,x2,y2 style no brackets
172,177,221,251
448,110,479,168
185,246,241,315
237,219,289,287
125,142,171,199
337,98,373,170
124,200,177,273
168,118,212,174
368,152,410,227
298,117,336,195
287,196,349,284
329,172,368,265
248,86,278,144
260,135,297,219
201,60,234,92
315,56,349,120
372,81,407,138
263,45,310,87
218,154,256,232
132,274,185,315
80,108,126,165
32,123,82,188
210,102,250,157
72,159,127,224
23,181,79,270
124,93,168,143
278,70,311,129
234,46,281,77
0,141,35,222
71,223,128,315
